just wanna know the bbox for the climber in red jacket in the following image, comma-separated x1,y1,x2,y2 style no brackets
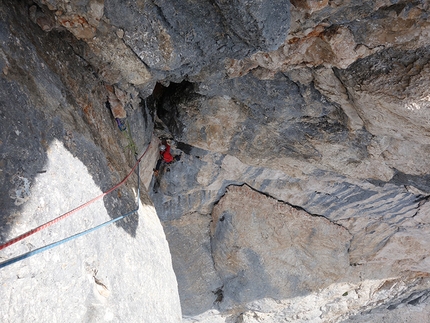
159,143,174,163
154,140,180,176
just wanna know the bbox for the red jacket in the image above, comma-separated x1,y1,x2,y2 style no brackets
161,144,174,163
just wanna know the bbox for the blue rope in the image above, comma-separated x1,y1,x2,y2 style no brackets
0,158,141,270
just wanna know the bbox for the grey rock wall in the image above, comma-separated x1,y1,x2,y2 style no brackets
150,33,430,321
152,144,430,321
3,0,430,322
0,1,181,322
104,0,290,75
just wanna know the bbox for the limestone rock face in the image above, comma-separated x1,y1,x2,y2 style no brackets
103,0,290,73
210,185,351,311
0,140,181,322
33,0,290,89
227,0,430,76
162,47,430,186
152,147,430,322
1,2,180,322
3,0,430,322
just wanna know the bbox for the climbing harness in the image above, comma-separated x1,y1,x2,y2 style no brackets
0,143,150,269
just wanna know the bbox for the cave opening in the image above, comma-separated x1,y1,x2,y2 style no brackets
150,80,194,138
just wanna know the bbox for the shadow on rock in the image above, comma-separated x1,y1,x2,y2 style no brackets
0,1,152,243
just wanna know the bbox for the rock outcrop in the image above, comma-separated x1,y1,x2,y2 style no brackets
1,2,180,322
2,0,430,322
1,140,181,322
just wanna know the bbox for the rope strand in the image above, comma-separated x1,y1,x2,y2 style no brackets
0,150,143,269
0,143,150,252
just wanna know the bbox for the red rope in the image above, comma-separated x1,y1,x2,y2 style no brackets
0,144,151,251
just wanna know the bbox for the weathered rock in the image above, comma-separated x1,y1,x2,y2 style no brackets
104,0,290,75
290,0,329,14
32,0,153,89
1,2,181,321
37,0,104,39
160,45,430,189
341,290,430,323
226,1,430,76
36,0,290,84
105,84,125,119
150,143,430,320
0,140,181,322
3,0,430,322
160,73,381,181
163,212,222,316
29,4,57,32
336,47,430,147
210,185,352,311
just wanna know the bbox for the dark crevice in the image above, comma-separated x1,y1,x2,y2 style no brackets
156,81,194,119
384,287,430,310
389,170,430,194
213,286,224,304
368,171,430,197
153,80,195,137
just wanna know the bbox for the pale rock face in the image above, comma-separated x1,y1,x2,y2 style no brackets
1,3,180,322
3,0,430,322
337,48,430,147
0,140,181,323
210,185,352,311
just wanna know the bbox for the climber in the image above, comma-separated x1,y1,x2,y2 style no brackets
160,143,174,163
154,140,181,176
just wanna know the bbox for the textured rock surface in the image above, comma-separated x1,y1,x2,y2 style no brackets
341,291,430,323
32,0,290,92
226,0,430,75
210,185,351,311
164,212,222,317
152,147,430,321
3,0,430,322
0,140,181,322
145,4,430,320
1,2,180,322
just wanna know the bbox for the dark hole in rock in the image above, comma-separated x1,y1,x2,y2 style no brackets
153,80,194,136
